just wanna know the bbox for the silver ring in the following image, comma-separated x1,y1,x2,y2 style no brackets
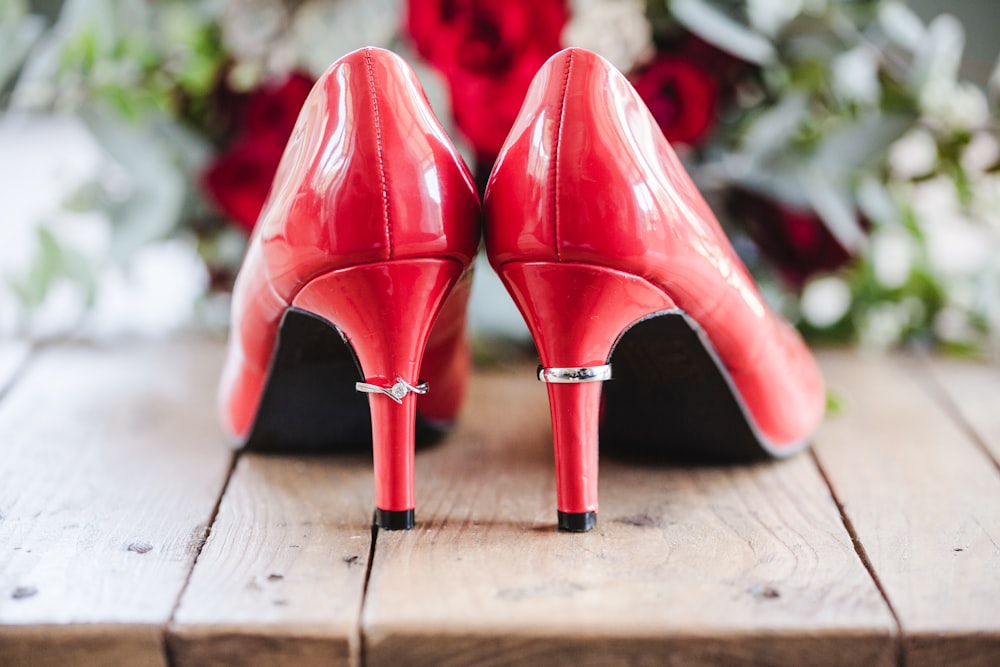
537,365,612,383
356,377,429,404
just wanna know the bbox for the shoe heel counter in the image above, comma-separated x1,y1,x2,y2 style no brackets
291,257,465,519
496,260,675,524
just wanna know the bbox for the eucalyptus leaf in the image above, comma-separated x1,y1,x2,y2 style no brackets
738,92,809,161
877,1,926,52
856,176,900,228
909,13,964,94
798,166,867,252
78,105,185,261
812,112,911,170
0,11,45,95
669,0,777,65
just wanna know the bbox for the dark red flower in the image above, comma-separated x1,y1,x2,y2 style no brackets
242,72,315,141
729,188,853,287
676,34,752,94
202,140,286,232
202,71,315,231
632,55,717,146
405,0,567,163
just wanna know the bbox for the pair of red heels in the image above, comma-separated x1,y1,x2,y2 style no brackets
219,47,825,533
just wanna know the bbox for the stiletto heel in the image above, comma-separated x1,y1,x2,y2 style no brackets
292,259,466,530
498,262,675,531
485,48,825,533
219,47,480,532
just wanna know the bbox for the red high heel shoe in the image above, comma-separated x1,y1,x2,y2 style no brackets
219,47,480,530
484,48,825,532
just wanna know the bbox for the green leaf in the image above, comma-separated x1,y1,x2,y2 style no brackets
669,0,777,65
825,391,845,415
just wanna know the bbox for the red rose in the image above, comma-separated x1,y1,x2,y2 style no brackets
677,34,752,99
632,55,717,146
729,188,853,287
242,72,315,141
202,71,315,231
202,139,286,232
405,0,567,163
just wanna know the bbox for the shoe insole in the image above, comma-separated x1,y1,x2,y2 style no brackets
600,311,799,463
243,308,446,454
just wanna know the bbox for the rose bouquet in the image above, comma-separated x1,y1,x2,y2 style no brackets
2,0,998,356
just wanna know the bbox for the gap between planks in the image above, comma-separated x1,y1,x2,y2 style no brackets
360,362,895,667
813,350,1000,667
0,339,232,667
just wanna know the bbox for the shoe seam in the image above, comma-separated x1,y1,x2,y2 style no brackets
551,49,574,262
364,48,393,260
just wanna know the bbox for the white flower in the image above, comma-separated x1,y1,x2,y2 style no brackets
962,131,1000,174
870,228,914,289
887,128,938,180
859,303,907,348
221,0,296,77
856,176,899,227
922,222,993,280
920,80,990,132
934,306,974,343
562,0,653,73
24,279,88,340
292,0,402,76
831,46,880,106
878,1,926,51
85,238,208,339
747,0,802,38
971,173,1000,230
800,276,851,328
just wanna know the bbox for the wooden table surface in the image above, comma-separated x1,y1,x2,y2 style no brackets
0,339,998,666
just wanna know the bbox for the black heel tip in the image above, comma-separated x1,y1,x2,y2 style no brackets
558,511,597,532
375,508,415,530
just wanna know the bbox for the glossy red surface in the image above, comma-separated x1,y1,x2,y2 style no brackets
219,48,480,514
502,262,677,514
291,259,465,512
485,48,825,516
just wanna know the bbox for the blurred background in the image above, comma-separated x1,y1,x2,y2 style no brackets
1,0,998,357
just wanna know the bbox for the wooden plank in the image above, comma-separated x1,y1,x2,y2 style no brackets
0,340,232,667
168,453,373,667
925,356,1000,465
362,364,896,666
815,351,1000,666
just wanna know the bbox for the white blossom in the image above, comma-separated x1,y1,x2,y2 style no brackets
933,306,974,343
920,80,990,132
878,1,926,51
747,0,802,38
911,177,994,277
292,0,402,76
562,0,653,73
859,303,907,348
84,239,208,339
870,228,913,289
800,276,851,327
888,128,938,180
831,46,880,106
220,0,296,78
962,131,1000,174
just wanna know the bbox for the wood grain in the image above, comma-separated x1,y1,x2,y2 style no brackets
925,356,1000,465
0,340,232,667
362,364,896,667
815,351,1000,666
169,453,374,667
